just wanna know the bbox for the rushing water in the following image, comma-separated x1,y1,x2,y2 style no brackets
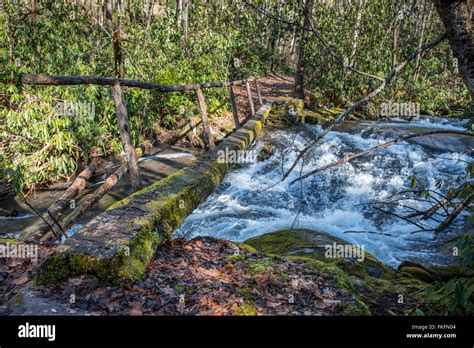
175,117,473,268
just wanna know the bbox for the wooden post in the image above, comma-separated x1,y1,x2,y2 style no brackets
245,80,255,115
254,79,263,106
111,82,142,190
228,86,240,129
195,88,215,149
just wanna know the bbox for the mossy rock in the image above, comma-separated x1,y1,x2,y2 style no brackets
269,97,304,124
0,238,21,245
245,229,393,281
244,229,413,314
220,125,234,134
429,265,474,281
234,300,258,316
398,261,434,283
300,110,334,124
245,230,460,315
399,261,474,284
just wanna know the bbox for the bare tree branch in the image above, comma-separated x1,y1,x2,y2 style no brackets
289,130,472,184
435,194,473,233
279,33,447,183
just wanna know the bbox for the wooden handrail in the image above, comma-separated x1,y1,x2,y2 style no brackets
21,74,257,92
20,72,265,195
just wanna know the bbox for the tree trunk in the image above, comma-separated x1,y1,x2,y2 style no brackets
31,0,36,21
106,0,113,27
348,0,365,68
392,22,399,67
175,0,182,27
413,2,432,81
294,0,314,99
181,0,189,46
113,0,123,78
268,2,282,72
433,0,474,104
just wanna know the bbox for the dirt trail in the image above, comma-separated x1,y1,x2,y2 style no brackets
233,73,295,121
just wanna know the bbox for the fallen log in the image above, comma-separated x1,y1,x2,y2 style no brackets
37,101,283,286
20,157,100,242
40,163,128,243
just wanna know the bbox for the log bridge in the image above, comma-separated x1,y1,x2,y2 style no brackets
21,73,265,191
20,73,304,285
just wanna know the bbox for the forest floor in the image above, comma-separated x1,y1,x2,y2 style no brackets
233,73,295,119
1,237,368,316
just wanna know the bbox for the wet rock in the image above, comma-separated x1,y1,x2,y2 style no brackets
256,143,275,161
399,266,434,283
398,261,434,283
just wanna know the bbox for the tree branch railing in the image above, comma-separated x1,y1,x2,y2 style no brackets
21,74,258,92
21,73,265,192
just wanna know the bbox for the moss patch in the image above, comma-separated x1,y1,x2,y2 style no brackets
234,300,258,316
245,229,447,315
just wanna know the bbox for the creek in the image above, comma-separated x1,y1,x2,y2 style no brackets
175,117,473,268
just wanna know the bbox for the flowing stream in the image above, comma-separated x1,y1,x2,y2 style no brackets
175,117,473,268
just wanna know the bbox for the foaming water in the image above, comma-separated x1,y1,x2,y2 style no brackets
175,118,472,267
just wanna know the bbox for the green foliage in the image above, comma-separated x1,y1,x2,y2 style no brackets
0,0,270,193
0,0,470,194
301,0,469,115
408,174,417,189
427,236,474,315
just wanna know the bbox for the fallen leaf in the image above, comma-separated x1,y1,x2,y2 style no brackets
225,263,235,270
129,308,143,316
